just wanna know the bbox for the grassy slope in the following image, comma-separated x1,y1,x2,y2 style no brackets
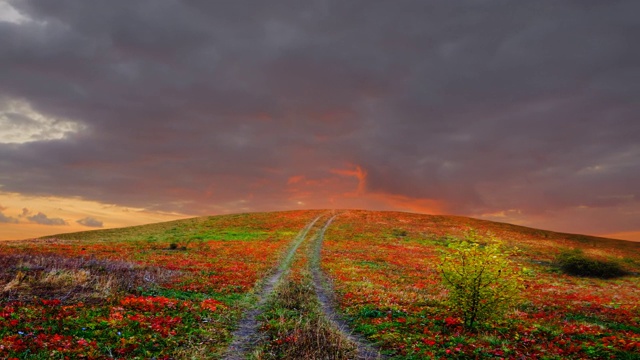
1,209,639,359
31,209,640,252
0,210,323,359
322,210,640,359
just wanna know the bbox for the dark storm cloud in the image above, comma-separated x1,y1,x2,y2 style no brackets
0,0,639,234
77,217,103,228
27,212,67,226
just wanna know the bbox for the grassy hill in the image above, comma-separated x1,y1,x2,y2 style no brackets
1,210,638,359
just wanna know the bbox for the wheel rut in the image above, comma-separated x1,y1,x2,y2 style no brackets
223,215,323,360
309,214,384,360
224,213,382,359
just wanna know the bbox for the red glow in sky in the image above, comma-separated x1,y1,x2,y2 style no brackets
1,1,638,241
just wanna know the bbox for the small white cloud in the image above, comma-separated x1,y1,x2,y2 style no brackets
77,217,103,228
0,98,85,144
27,212,67,226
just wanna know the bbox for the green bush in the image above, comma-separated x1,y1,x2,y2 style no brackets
439,231,523,329
556,249,627,279
391,228,408,237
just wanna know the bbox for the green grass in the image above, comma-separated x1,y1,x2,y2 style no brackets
252,272,357,359
564,313,640,333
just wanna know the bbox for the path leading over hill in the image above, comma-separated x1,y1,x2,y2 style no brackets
4,209,639,359
224,212,382,359
223,215,322,359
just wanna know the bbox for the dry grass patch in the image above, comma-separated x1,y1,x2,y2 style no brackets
0,253,177,303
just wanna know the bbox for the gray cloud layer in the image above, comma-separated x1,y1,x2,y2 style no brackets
27,212,67,226
77,217,103,228
0,213,17,223
0,0,638,235
0,204,18,223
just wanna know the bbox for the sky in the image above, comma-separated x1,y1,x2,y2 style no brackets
0,0,639,241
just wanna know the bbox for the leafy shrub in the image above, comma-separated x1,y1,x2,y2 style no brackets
556,249,627,279
391,228,408,237
439,231,523,329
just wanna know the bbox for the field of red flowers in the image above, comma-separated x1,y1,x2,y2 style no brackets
322,210,640,359
0,210,323,359
2,209,639,359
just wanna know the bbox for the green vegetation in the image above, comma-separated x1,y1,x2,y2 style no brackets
439,231,523,329
556,249,628,278
391,228,408,237
254,272,356,359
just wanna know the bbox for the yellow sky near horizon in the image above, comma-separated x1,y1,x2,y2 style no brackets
0,192,189,240
602,231,640,242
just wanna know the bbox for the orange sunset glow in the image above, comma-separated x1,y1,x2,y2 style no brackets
1,1,639,241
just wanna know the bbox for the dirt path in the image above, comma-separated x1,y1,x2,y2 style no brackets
309,214,384,360
223,215,323,360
